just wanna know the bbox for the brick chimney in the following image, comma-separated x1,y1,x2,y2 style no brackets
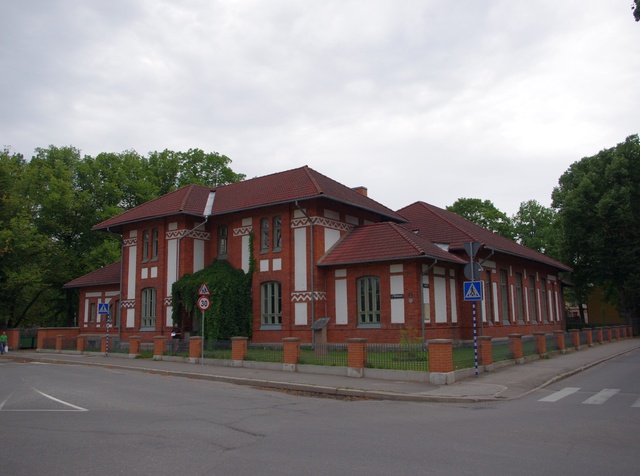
352,186,368,197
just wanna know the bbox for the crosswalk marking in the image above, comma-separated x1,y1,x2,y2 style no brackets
539,387,581,402
632,398,640,408
582,389,620,405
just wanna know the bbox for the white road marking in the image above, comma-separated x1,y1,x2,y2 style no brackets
538,387,581,402
632,398,640,408
0,394,12,410
582,389,620,405
31,388,88,411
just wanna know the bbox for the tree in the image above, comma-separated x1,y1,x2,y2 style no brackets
552,134,640,325
512,200,559,256
447,198,515,239
634,0,640,22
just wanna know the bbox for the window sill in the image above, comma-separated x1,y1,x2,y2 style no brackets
260,325,282,331
357,324,381,329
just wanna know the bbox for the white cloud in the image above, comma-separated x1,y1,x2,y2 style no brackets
2,0,639,215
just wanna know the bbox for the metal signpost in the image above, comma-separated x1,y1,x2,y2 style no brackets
197,283,210,365
98,303,110,356
463,242,484,378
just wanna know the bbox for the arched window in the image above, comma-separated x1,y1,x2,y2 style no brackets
357,276,380,326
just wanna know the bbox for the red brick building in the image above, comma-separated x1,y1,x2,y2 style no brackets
65,166,571,343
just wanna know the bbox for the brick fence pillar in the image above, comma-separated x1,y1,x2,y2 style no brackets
534,331,547,356
129,336,141,357
188,336,203,363
584,328,593,347
595,327,604,344
509,334,524,364
231,336,248,366
569,329,581,350
347,338,367,378
621,326,627,339
614,327,620,340
6,329,19,350
606,327,613,342
554,330,566,353
478,336,493,369
428,339,455,384
55,335,64,352
283,337,301,371
77,336,86,352
153,336,167,360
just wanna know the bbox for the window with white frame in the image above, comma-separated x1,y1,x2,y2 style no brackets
261,282,281,326
260,217,269,252
141,288,156,328
142,230,149,261
152,228,159,260
500,269,510,324
357,276,381,326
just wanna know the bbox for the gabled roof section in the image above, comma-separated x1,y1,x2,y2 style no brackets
63,262,121,288
93,185,214,231
94,166,404,231
318,222,466,266
397,202,571,272
210,166,404,221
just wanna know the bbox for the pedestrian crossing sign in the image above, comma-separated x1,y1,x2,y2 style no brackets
98,303,110,315
463,281,483,301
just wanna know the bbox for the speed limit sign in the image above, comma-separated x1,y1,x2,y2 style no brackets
197,296,210,311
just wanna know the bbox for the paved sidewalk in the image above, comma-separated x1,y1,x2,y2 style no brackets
2,338,638,403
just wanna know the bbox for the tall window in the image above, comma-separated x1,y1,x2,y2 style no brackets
152,228,159,260
485,271,494,323
142,230,150,261
540,278,548,322
515,272,524,324
218,225,228,257
273,216,282,251
89,303,96,323
357,276,381,325
260,218,269,252
500,269,510,324
141,288,157,328
528,275,537,323
261,282,281,326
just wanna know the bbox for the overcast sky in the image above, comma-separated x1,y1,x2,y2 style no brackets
2,1,639,215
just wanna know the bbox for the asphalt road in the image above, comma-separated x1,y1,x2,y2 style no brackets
1,350,638,475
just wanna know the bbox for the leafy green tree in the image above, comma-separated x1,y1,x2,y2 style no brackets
176,148,245,188
512,200,559,256
634,0,640,22
552,134,640,325
447,198,515,239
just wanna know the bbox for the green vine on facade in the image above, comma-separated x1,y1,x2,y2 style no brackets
171,259,253,341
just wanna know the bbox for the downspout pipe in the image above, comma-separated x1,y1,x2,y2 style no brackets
295,201,315,347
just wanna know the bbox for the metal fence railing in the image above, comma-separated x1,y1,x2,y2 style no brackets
300,343,348,367
366,343,428,372
246,342,283,363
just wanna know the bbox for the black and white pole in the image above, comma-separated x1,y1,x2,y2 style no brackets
106,315,110,357
473,303,478,378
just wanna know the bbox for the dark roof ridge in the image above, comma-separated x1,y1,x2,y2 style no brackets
386,222,430,256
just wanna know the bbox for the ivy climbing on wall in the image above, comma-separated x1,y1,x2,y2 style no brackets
171,259,253,341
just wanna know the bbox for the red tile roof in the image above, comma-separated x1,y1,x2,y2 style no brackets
318,222,467,266
63,261,122,288
398,202,571,271
93,166,404,231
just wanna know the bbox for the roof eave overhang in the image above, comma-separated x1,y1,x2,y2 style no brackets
93,211,207,232
483,245,572,272
318,254,464,267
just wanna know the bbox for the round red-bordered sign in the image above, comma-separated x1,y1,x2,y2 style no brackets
197,296,210,311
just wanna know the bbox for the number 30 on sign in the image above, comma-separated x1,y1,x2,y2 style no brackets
198,296,210,311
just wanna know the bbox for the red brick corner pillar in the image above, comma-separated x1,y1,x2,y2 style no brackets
595,327,604,344
428,339,455,384
55,335,64,352
77,336,86,353
153,336,167,360
283,337,301,372
509,334,524,364
188,336,203,364
478,336,494,369
231,336,248,366
554,330,566,353
584,328,593,347
569,329,581,350
534,331,547,356
347,338,367,378
129,336,141,358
